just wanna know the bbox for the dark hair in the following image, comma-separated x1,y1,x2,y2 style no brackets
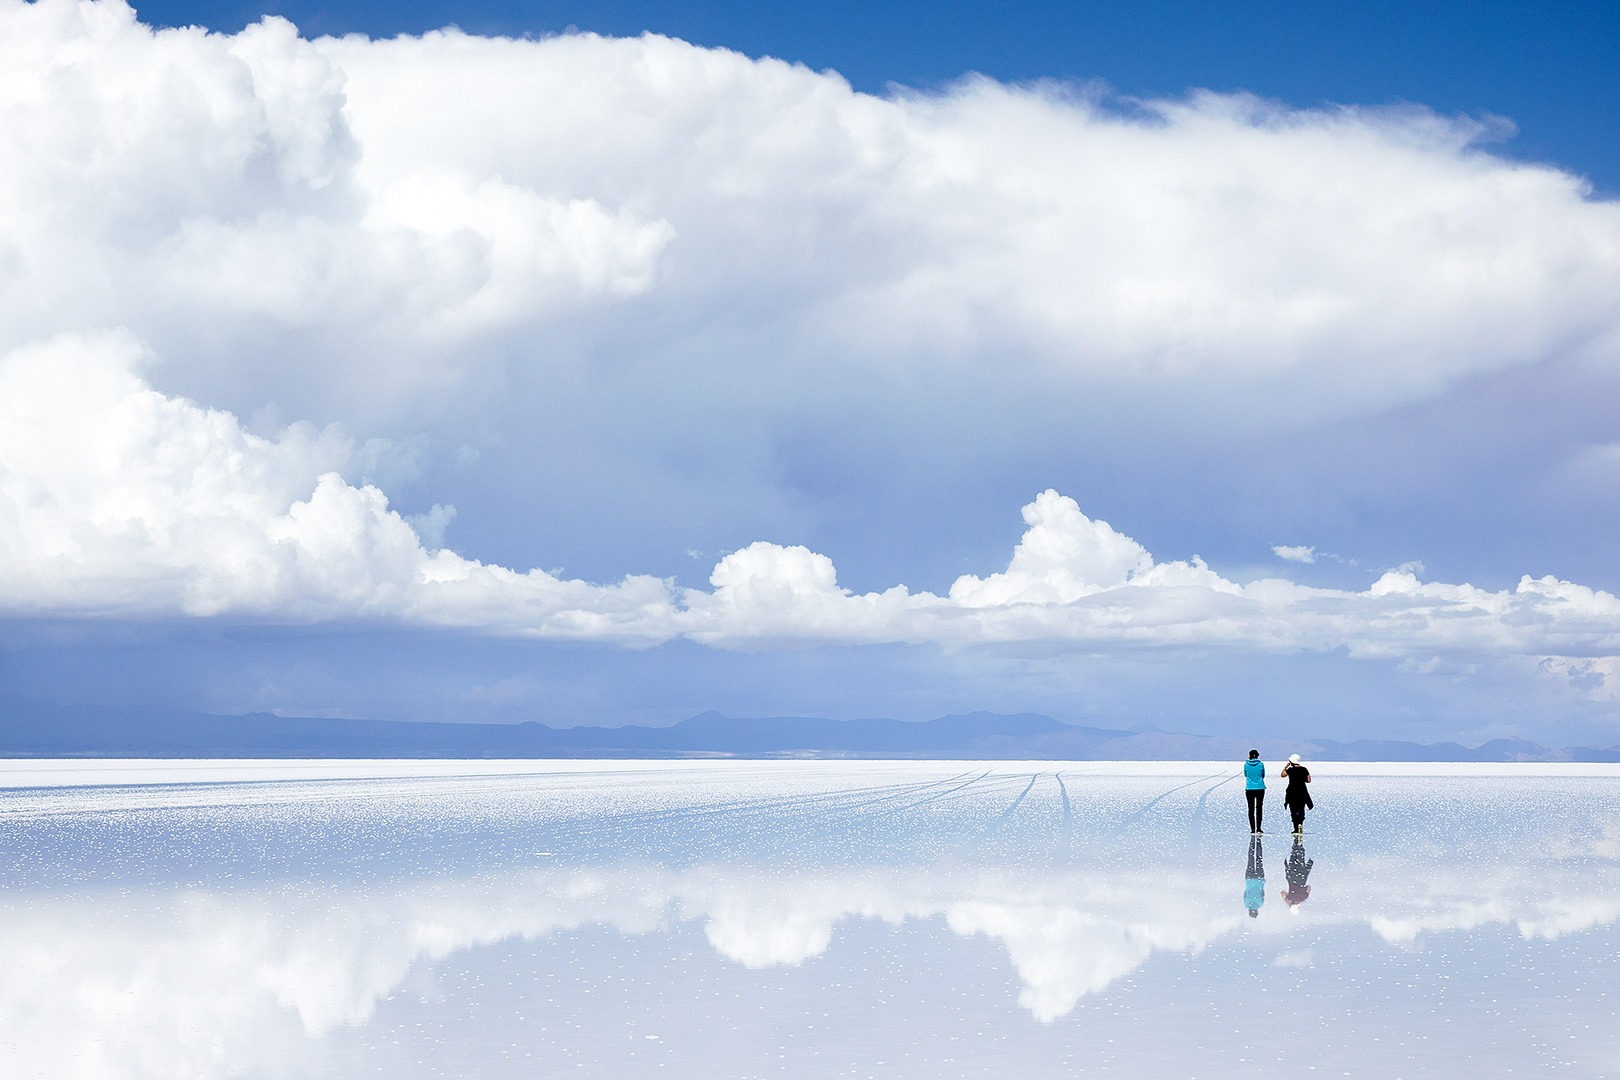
1248,749,1259,758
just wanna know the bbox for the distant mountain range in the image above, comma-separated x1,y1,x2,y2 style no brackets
1,701,1616,761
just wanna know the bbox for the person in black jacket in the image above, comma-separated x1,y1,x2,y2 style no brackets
1281,753,1312,834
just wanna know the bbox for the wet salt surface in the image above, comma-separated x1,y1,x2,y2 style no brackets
1,760,1617,1078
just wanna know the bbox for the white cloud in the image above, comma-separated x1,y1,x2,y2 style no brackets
1273,544,1316,564
680,490,1620,673
1538,656,1620,701
3,0,1620,701
3,0,1620,438
0,332,676,637
0,0,674,425
949,492,1157,605
5,330,1620,695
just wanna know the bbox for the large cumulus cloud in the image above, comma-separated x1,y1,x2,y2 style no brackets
0,331,675,635
4,0,1620,699
5,329,1620,694
5,0,1620,426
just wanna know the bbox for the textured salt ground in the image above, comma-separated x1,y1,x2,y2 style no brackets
0,761,1616,1078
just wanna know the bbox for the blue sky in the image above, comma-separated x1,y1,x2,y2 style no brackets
2,0,1620,743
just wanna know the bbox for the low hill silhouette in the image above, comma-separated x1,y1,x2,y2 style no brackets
1,701,1615,761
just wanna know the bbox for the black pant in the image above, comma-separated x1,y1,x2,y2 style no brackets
1246,789,1265,831
1287,797,1306,829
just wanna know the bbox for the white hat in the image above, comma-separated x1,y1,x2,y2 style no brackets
1289,753,1301,764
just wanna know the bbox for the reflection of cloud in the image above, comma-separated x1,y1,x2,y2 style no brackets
684,868,1240,1020
947,904,1158,1022
0,870,679,1079
1340,853,1620,946
7,847,1618,1078
4,764,1619,1078
5,863,1234,1078
702,900,837,968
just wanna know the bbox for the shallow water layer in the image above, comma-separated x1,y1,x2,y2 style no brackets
1,760,1617,1078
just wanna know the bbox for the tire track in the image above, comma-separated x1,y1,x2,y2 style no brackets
1055,772,1073,857
1109,771,1227,834
981,773,1040,837
1188,772,1240,840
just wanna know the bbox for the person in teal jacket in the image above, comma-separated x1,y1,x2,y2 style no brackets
1243,749,1266,833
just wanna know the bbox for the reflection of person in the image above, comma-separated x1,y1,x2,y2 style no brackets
1244,836,1266,918
1280,753,1312,834
1281,836,1313,909
1243,749,1266,834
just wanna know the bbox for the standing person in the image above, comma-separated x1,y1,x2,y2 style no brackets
1243,749,1266,834
1281,753,1313,834
1244,836,1266,918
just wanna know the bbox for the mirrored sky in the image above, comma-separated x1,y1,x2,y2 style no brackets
2,761,1618,1078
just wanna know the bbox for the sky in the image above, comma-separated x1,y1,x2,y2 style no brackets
3,0,1620,743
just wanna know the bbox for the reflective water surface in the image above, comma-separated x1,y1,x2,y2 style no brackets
2,760,1618,1078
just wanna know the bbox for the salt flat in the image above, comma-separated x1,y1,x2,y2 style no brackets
1,761,1616,1078
5,757,1618,789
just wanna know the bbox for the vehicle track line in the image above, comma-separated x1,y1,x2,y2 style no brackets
1110,771,1227,834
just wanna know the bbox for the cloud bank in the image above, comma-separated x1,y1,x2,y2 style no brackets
0,331,674,637
4,330,1620,688
6,0,1620,431
4,0,1620,704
